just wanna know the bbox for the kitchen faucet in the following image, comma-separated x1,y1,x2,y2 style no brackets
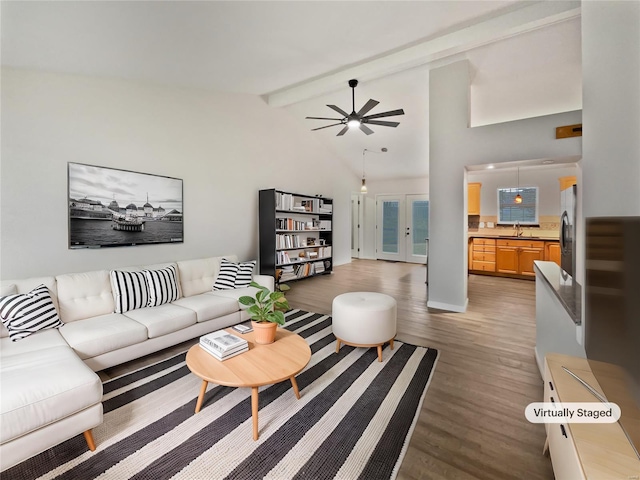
514,222,523,237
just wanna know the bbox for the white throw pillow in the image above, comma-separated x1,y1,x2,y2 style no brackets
145,265,180,307
0,284,64,341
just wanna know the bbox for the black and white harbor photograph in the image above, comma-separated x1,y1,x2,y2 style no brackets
68,163,183,248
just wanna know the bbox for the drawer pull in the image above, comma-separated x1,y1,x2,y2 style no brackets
549,381,554,391
560,425,567,438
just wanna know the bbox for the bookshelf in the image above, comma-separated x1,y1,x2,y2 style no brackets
259,189,333,283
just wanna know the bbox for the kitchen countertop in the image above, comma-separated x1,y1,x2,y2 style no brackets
533,260,582,324
468,234,560,241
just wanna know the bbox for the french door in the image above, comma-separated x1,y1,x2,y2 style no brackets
376,194,429,263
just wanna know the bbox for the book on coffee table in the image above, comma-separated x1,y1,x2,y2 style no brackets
232,321,253,334
200,330,247,355
200,341,248,361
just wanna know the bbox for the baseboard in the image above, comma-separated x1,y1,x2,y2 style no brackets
427,298,468,313
534,346,544,379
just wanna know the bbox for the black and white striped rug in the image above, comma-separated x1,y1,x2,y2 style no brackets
8,310,438,480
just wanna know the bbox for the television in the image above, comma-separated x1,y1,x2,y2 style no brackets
585,216,640,459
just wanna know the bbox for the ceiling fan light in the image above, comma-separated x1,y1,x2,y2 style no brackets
348,118,361,128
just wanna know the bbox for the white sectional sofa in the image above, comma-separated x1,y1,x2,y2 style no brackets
0,254,273,472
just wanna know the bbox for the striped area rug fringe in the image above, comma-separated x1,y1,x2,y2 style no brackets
7,310,438,480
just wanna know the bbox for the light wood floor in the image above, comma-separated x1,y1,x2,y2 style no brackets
99,259,553,480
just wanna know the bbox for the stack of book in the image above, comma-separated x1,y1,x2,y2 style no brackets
200,330,248,361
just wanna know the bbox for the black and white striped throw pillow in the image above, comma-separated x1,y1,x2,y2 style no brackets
213,259,256,290
110,270,149,313
235,260,256,288
212,259,238,290
0,284,63,341
145,265,180,307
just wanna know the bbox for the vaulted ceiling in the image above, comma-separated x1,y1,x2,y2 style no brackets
1,1,582,181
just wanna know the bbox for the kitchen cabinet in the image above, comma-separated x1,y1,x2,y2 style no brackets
496,239,545,277
470,238,496,272
468,183,481,215
545,242,561,266
558,176,577,191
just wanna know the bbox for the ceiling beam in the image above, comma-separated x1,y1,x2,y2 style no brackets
266,1,581,107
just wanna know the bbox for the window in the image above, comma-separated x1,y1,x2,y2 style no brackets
497,187,538,225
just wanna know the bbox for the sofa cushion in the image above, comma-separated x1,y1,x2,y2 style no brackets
123,303,196,338
0,346,102,444
209,285,260,302
56,270,114,323
110,270,149,314
144,265,180,307
59,313,148,360
177,255,237,297
0,328,68,357
0,285,64,341
173,293,239,323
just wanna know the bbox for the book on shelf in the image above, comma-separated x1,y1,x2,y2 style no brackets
200,330,248,355
200,341,248,361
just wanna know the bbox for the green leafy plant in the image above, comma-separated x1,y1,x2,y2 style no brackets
239,281,290,326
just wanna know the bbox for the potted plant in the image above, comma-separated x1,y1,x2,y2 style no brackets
239,281,290,344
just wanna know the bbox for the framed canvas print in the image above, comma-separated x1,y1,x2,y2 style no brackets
68,163,183,248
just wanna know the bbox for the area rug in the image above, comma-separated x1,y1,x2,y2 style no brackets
8,310,438,480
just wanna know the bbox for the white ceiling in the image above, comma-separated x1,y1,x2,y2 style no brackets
1,1,582,181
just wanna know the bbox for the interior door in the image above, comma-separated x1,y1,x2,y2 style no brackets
351,194,360,258
376,195,405,261
406,194,429,264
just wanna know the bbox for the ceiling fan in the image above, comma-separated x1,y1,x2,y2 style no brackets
306,79,405,136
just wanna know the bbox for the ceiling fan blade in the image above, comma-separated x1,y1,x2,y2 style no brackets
363,109,405,120
311,123,343,131
327,104,349,117
336,126,349,136
359,124,375,135
356,99,380,117
364,119,400,128
306,116,343,121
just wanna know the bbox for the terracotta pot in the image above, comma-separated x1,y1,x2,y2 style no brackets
251,321,278,345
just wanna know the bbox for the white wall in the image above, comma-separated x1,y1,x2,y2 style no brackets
0,69,357,279
358,176,428,259
429,60,582,312
469,165,578,217
582,1,640,218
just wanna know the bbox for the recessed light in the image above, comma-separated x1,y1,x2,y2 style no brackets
542,160,555,165
486,165,495,169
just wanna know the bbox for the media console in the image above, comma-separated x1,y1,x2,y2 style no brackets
543,353,640,479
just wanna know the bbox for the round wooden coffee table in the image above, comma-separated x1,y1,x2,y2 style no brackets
186,327,311,440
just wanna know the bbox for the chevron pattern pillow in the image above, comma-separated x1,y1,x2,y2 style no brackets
0,284,63,341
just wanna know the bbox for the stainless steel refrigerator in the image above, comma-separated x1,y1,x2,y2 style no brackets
560,184,577,277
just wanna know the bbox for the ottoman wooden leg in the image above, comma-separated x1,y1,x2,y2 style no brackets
336,338,341,353
377,345,383,362
390,338,394,350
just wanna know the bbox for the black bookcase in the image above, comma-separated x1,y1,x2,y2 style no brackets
259,189,333,283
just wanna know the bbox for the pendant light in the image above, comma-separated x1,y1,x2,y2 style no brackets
360,147,387,194
361,150,368,193
514,167,523,204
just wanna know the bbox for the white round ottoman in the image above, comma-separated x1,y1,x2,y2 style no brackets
332,292,397,362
